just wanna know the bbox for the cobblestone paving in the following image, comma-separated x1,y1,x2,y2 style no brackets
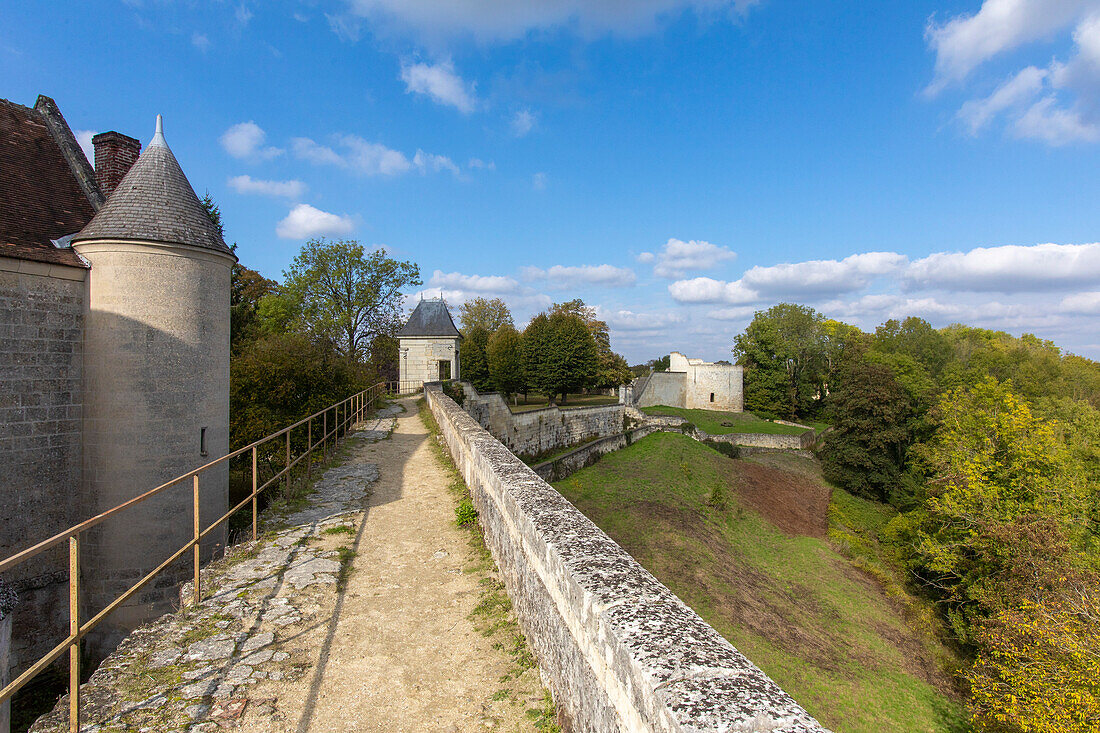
29,406,401,733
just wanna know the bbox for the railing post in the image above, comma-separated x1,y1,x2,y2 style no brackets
68,534,79,733
307,418,312,483
192,476,201,606
285,429,291,496
251,446,258,541
323,410,327,458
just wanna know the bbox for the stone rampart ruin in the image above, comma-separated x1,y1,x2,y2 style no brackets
425,384,827,732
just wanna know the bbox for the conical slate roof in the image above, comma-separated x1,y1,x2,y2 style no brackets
397,298,461,338
73,116,232,255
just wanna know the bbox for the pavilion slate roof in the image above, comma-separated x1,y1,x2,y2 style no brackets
72,117,232,256
0,97,99,268
397,298,461,338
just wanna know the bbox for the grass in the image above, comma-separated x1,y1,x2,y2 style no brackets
553,431,968,733
640,405,813,435
509,393,619,413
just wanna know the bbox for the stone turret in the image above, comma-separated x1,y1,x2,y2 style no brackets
72,116,235,659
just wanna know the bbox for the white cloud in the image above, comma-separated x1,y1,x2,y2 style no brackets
291,137,344,166
428,270,522,294
1014,95,1100,143
327,13,363,41
668,277,759,304
532,172,547,190
413,149,460,175
339,135,413,175
636,251,656,264
401,60,476,113
341,0,761,42
275,204,356,239
192,32,211,52
707,306,757,321
598,307,685,332
957,66,1047,133
468,157,496,170
648,238,737,278
228,175,307,199
220,122,283,160
906,242,1100,292
512,109,536,136
1061,290,1100,312
925,0,1092,92
522,264,636,288
235,4,253,25
741,251,908,299
75,129,95,164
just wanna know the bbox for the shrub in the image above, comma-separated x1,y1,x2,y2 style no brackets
455,499,478,527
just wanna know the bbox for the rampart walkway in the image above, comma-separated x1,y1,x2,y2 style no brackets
29,397,550,732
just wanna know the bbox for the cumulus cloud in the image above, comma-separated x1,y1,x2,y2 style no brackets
428,270,522,294
512,109,536,136
644,238,737,278
276,204,356,239
228,175,307,199
221,122,283,160
957,66,1047,133
290,137,345,166
668,277,759,304
597,307,685,332
905,242,1100,292
468,157,495,170
1061,290,1100,312
340,0,760,42
741,251,908,299
401,60,476,113
75,129,95,164
1014,95,1100,143
522,264,637,289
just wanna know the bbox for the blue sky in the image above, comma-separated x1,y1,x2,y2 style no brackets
5,0,1100,363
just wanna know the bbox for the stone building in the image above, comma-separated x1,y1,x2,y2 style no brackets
628,351,744,412
0,95,233,673
396,297,461,387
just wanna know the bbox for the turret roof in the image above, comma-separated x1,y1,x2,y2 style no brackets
73,116,232,256
397,298,461,338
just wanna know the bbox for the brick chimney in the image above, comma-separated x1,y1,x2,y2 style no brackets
92,131,141,198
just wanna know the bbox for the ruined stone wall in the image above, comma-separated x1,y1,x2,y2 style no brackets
0,256,85,677
634,371,686,408
530,424,664,482
684,363,744,412
425,385,825,732
459,382,623,460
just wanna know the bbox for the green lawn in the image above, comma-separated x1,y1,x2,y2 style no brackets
641,405,812,435
553,432,968,733
509,393,619,412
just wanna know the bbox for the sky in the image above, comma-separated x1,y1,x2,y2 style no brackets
4,0,1100,364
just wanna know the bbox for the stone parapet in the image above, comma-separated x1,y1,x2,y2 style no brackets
425,385,827,732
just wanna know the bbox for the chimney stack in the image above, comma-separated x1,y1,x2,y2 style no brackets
92,131,141,198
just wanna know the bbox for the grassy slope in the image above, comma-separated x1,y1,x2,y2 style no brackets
511,393,619,412
640,405,811,435
553,432,967,733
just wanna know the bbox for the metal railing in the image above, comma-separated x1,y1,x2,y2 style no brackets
0,381,397,732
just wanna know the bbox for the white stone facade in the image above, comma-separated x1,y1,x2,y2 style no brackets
399,336,460,386
632,352,744,412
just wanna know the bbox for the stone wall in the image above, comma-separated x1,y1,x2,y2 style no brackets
699,429,815,451
683,362,744,412
0,256,86,677
531,425,665,482
398,336,459,387
459,382,623,460
425,385,825,732
635,371,686,409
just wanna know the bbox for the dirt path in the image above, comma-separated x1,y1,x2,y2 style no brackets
239,397,546,733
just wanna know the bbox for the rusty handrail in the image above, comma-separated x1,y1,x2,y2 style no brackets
0,380,397,731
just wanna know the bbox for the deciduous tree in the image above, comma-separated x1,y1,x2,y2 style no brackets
461,325,492,391
488,324,525,403
458,297,513,334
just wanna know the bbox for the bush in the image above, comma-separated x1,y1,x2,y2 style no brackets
704,439,740,460
442,380,466,404
455,499,478,527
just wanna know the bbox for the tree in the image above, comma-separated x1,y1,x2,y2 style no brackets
550,298,632,388
282,238,421,361
543,313,598,403
461,325,492,391
733,304,829,419
230,256,277,353
488,324,525,403
522,314,552,400
459,297,513,334
822,354,912,502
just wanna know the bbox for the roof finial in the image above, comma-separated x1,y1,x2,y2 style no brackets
150,114,167,148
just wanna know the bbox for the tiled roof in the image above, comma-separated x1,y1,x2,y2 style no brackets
73,119,232,256
397,299,461,338
0,98,97,268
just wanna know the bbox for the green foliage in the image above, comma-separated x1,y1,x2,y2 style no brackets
230,255,277,354
488,323,526,400
521,313,552,399
651,354,671,372
455,499,478,527
461,325,492,391
550,299,632,388
822,356,913,502
543,312,599,402
459,296,514,334
441,380,466,404
282,238,421,360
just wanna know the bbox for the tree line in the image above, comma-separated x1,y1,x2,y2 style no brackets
457,297,634,404
732,303,1100,732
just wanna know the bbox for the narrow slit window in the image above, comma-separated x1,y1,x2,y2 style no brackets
200,427,208,457
710,393,715,402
